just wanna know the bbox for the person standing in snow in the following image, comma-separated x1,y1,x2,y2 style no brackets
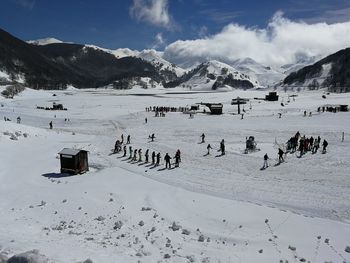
138,149,142,162
129,146,133,159
164,153,172,169
133,149,138,161
127,135,131,144
322,139,328,153
220,139,225,155
201,133,205,143
152,151,156,165
156,152,161,166
49,121,53,129
174,150,181,168
145,149,149,163
145,117,148,124
206,144,212,155
121,134,124,144
263,153,269,169
278,148,284,163
149,133,155,142
123,145,127,157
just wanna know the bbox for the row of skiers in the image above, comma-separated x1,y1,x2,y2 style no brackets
145,106,189,113
114,134,132,152
286,131,328,155
121,146,181,169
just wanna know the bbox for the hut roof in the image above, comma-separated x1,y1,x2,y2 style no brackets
58,148,86,156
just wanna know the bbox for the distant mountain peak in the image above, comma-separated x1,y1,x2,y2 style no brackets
27,38,66,45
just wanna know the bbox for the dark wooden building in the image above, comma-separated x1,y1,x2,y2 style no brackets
58,148,89,175
265,92,279,101
200,103,223,115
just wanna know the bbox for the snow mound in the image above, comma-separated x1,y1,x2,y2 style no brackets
7,250,49,263
27,38,64,45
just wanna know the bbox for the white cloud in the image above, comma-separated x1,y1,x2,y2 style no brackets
152,32,165,49
130,0,175,29
164,12,350,67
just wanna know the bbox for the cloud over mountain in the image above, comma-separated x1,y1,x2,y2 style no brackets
163,12,350,67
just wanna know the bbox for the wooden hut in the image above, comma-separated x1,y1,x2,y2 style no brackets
265,92,279,101
58,148,89,175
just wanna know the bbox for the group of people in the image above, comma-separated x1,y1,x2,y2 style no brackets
146,106,189,113
262,131,329,169
113,134,181,169
286,131,328,156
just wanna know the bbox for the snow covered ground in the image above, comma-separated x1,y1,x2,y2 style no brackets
0,87,350,262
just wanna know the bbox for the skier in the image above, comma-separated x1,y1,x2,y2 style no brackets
129,146,133,159
174,151,181,168
121,134,124,144
138,149,142,162
149,133,155,142
127,135,131,144
206,144,212,155
145,118,148,124
201,133,205,143
17,116,21,124
278,148,284,163
322,139,328,153
151,151,156,165
123,145,127,157
145,149,149,163
263,153,269,169
220,139,225,155
156,152,161,166
133,149,138,161
164,153,172,169
49,121,53,129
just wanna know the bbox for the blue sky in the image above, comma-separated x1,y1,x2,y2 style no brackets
1,0,350,50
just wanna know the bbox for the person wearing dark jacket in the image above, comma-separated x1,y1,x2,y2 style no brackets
201,133,205,143
156,152,161,166
220,139,225,155
152,151,156,165
123,145,127,157
164,153,172,169
278,148,284,163
322,139,328,153
145,149,149,163
263,153,269,168
207,144,212,155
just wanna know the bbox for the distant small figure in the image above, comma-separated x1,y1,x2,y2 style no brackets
309,112,312,117
133,149,138,161
49,121,53,129
129,146,133,159
145,117,148,124
278,113,282,118
201,133,205,143
241,114,244,120
303,110,307,117
322,139,328,153
174,150,181,167
114,140,121,153
17,116,21,124
123,145,127,157
220,139,225,155
138,149,142,162
164,153,172,169
149,133,155,142
127,135,131,144
145,149,149,163
156,152,161,166
263,153,269,169
207,144,212,155
278,148,284,163
152,151,156,165
121,134,124,144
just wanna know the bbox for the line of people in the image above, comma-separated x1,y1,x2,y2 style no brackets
113,134,181,169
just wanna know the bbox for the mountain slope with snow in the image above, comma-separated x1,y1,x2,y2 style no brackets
27,37,65,45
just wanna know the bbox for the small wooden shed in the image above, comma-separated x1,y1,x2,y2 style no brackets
58,148,89,175
265,92,279,101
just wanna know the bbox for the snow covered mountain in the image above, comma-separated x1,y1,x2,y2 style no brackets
165,60,258,90
27,37,66,45
283,48,350,92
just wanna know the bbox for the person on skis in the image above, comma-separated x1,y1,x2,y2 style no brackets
200,133,205,143
263,153,269,169
322,139,328,153
206,144,212,155
220,139,225,155
145,149,149,163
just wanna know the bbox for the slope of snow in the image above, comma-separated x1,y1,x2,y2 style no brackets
27,38,65,45
0,88,350,262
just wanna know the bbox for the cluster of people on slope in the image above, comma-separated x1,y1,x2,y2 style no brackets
262,131,329,169
114,134,181,169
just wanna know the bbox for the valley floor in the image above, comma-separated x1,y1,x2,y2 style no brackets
0,87,349,262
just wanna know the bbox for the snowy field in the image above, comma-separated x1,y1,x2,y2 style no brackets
0,87,350,262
